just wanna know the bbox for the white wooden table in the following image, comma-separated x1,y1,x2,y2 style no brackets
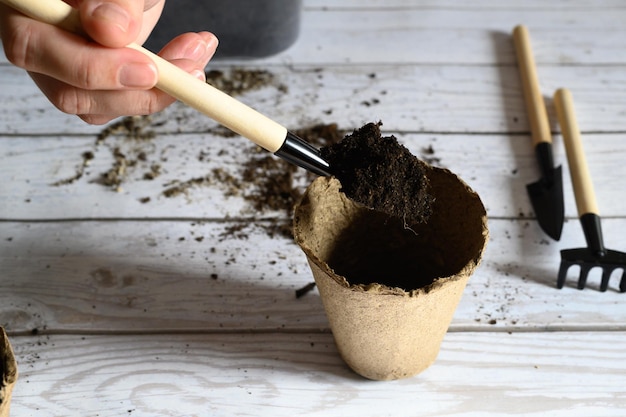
2,1,626,415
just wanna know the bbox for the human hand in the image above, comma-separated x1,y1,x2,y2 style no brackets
0,0,218,124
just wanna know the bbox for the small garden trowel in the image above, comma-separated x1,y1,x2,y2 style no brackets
513,25,564,240
1,0,331,178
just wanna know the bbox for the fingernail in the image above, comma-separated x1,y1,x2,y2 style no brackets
192,69,206,82
119,62,157,88
92,2,131,33
202,32,219,50
183,39,209,61
202,32,219,60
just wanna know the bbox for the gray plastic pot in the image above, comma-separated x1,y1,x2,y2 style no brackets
145,0,302,59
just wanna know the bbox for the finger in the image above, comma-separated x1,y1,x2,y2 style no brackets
137,0,165,44
67,0,163,11
29,59,205,120
77,0,145,47
3,13,157,90
68,0,164,45
158,31,219,71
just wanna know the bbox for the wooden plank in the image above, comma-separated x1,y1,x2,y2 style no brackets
1,132,625,220
286,10,626,65
2,3,626,66
1,4,623,417
0,66,106,136
269,5,626,66
304,0,626,9
0,133,254,220
8,331,626,416
1,218,625,334
2,64,626,135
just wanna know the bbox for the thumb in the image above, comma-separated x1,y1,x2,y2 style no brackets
78,0,144,47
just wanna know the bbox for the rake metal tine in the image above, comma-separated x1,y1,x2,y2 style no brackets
577,264,590,290
557,260,571,289
599,267,613,292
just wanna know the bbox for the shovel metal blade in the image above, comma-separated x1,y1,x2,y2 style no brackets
526,165,564,240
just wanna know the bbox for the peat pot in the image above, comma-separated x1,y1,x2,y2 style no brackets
293,169,489,381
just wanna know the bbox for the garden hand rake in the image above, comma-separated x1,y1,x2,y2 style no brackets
553,88,626,292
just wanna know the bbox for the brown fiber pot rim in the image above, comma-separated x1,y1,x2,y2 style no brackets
293,166,489,297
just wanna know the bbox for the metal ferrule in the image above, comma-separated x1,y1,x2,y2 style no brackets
580,213,606,257
274,132,332,177
535,141,557,182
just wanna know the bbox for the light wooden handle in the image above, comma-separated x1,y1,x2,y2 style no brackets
512,25,552,147
553,88,599,216
1,0,288,152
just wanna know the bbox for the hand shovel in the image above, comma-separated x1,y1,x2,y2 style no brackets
513,25,564,240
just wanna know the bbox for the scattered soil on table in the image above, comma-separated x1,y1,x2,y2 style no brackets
51,151,94,186
240,123,345,214
95,116,158,191
421,144,442,166
214,123,346,240
95,115,157,145
159,122,346,218
321,122,433,227
49,68,435,240
51,115,158,191
52,68,281,193
295,282,317,298
205,68,287,96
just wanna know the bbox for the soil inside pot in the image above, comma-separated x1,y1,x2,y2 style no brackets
326,210,445,290
296,170,486,292
320,122,433,227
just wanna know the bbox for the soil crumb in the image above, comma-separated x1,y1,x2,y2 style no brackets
160,123,346,241
159,122,346,222
48,66,348,241
51,115,158,190
321,122,433,226
206,69,286,96
95,115,156,145
51,151,94,186
295,282,316,298
244,123,345,210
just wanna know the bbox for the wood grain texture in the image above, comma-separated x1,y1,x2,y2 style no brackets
2,65,626,135
1,218,625,334
2,2,626,66
1,131,624,220
8,332,626,417
554,88,600,216
512,25,553,147
304,0,626,9
1,1,625,415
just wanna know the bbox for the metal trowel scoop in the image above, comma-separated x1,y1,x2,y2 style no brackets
513,25,564,240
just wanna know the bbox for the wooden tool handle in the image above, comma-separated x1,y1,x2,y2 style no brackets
1,0,288,152
512,25,552,146
553,88,599,216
